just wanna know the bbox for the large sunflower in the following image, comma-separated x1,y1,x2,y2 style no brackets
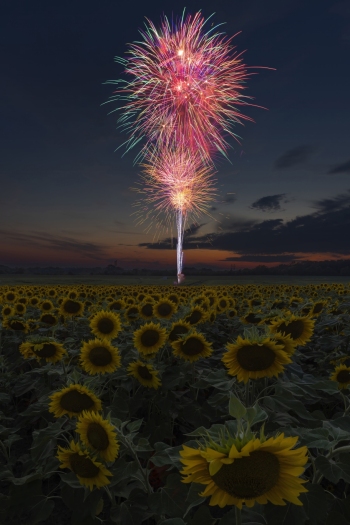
133,322,167,356
139,301,155,320
127,359,161,389
56,439,112,491
76,410,120,462
269,331,297,357
171,331,212,363
222,336,291,383
330,365,350,390
49,384,102,418
269,314,315,346
79,338,121,375
89,310,121,340
179,433,308,509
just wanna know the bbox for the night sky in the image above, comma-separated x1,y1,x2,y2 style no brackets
1,0,349,270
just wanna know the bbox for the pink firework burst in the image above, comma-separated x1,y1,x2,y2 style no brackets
105,10,274,165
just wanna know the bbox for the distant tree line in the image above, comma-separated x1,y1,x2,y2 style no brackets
0,259,350,276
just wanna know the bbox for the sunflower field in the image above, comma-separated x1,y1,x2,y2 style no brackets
0,282,350,525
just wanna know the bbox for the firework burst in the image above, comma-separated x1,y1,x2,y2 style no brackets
105,9,274,165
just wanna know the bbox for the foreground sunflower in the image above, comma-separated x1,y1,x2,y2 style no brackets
133,322,167,356
89,310,121,340
153,298,177,319
168,320,191,342
76,410,120,462
171,331,212,363
179,432,308,509
79,338,122,375
269,314,315,346
127,360,161,389
222,335,291,383
49,384,102,418
330,365,350,389
56,440,112,491
59,298,84,318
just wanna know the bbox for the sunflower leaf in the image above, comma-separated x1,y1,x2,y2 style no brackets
229,392,246,420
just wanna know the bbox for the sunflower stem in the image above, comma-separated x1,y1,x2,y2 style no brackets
235,505,242,525
245,380,250,406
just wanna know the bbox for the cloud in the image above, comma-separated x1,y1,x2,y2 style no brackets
0,230,110,261
139,190,350,257
222,255,297,262
274,145,314,169
220,194,237,205
250,194,288,212
328,159,350,175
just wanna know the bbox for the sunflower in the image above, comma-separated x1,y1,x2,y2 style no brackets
79,338,121,375
330,365,350,390
40,299,55,312
19,337,67,363
14,302,26,315
269,314,315,347
127,360,161,389
125,305,140,323
171,331,212,363
308,299,328,318
179,432,308,509
59,298,84,318
49,384,102,418
2,316,29,333
56,439,112,491
168,320,191,342
139,301,155,320
3,291,17,303
240,312,263,325
1,305,15,317
76,410,120,462
133,322,167,356
89,310,121,340
184,305,208,325
108,298,125,312
153,298,177,320
222,336,291,384
227,309,238,319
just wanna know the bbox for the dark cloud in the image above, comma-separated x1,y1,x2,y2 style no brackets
222,255,297,262
250,194,288,212
328,159,350,175
184,223,206,237
220,194,237,205
0,230,110,261
139,190,350,256
216,216,259,233
274,145,314,169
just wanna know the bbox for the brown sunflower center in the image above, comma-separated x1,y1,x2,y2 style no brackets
60,390,95,413
97,317,115,334
7,293,15,301
127,307,139,318
169,325,189,342
110,301,123,310
16,304,25,312
41,314,57,325
156,302,172,317
141,303,153,317
186,310,203,325
244,313,261,324
211,450,280,499
337,370,350,383
63,300,81,314
180,336,204,356
236,344,276,371
278,320,305,340
138,365,153,380
219,299,227,308
140,329,160,347
313,303,324,313
33,343,57,357
10,321,25,330
69,452,100,478
89,346,112,366
42,302,52,311
86,422,109,450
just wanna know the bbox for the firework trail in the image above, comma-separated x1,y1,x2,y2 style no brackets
104,9,274,166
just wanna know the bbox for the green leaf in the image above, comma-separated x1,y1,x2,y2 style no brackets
264,501,308,525
315,456,343,483
31,498,55,524
229,392,246,420
126,418,143,433
187,505,213,525
299,483,330,525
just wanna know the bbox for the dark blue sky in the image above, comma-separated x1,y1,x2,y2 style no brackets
1,0,349,269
